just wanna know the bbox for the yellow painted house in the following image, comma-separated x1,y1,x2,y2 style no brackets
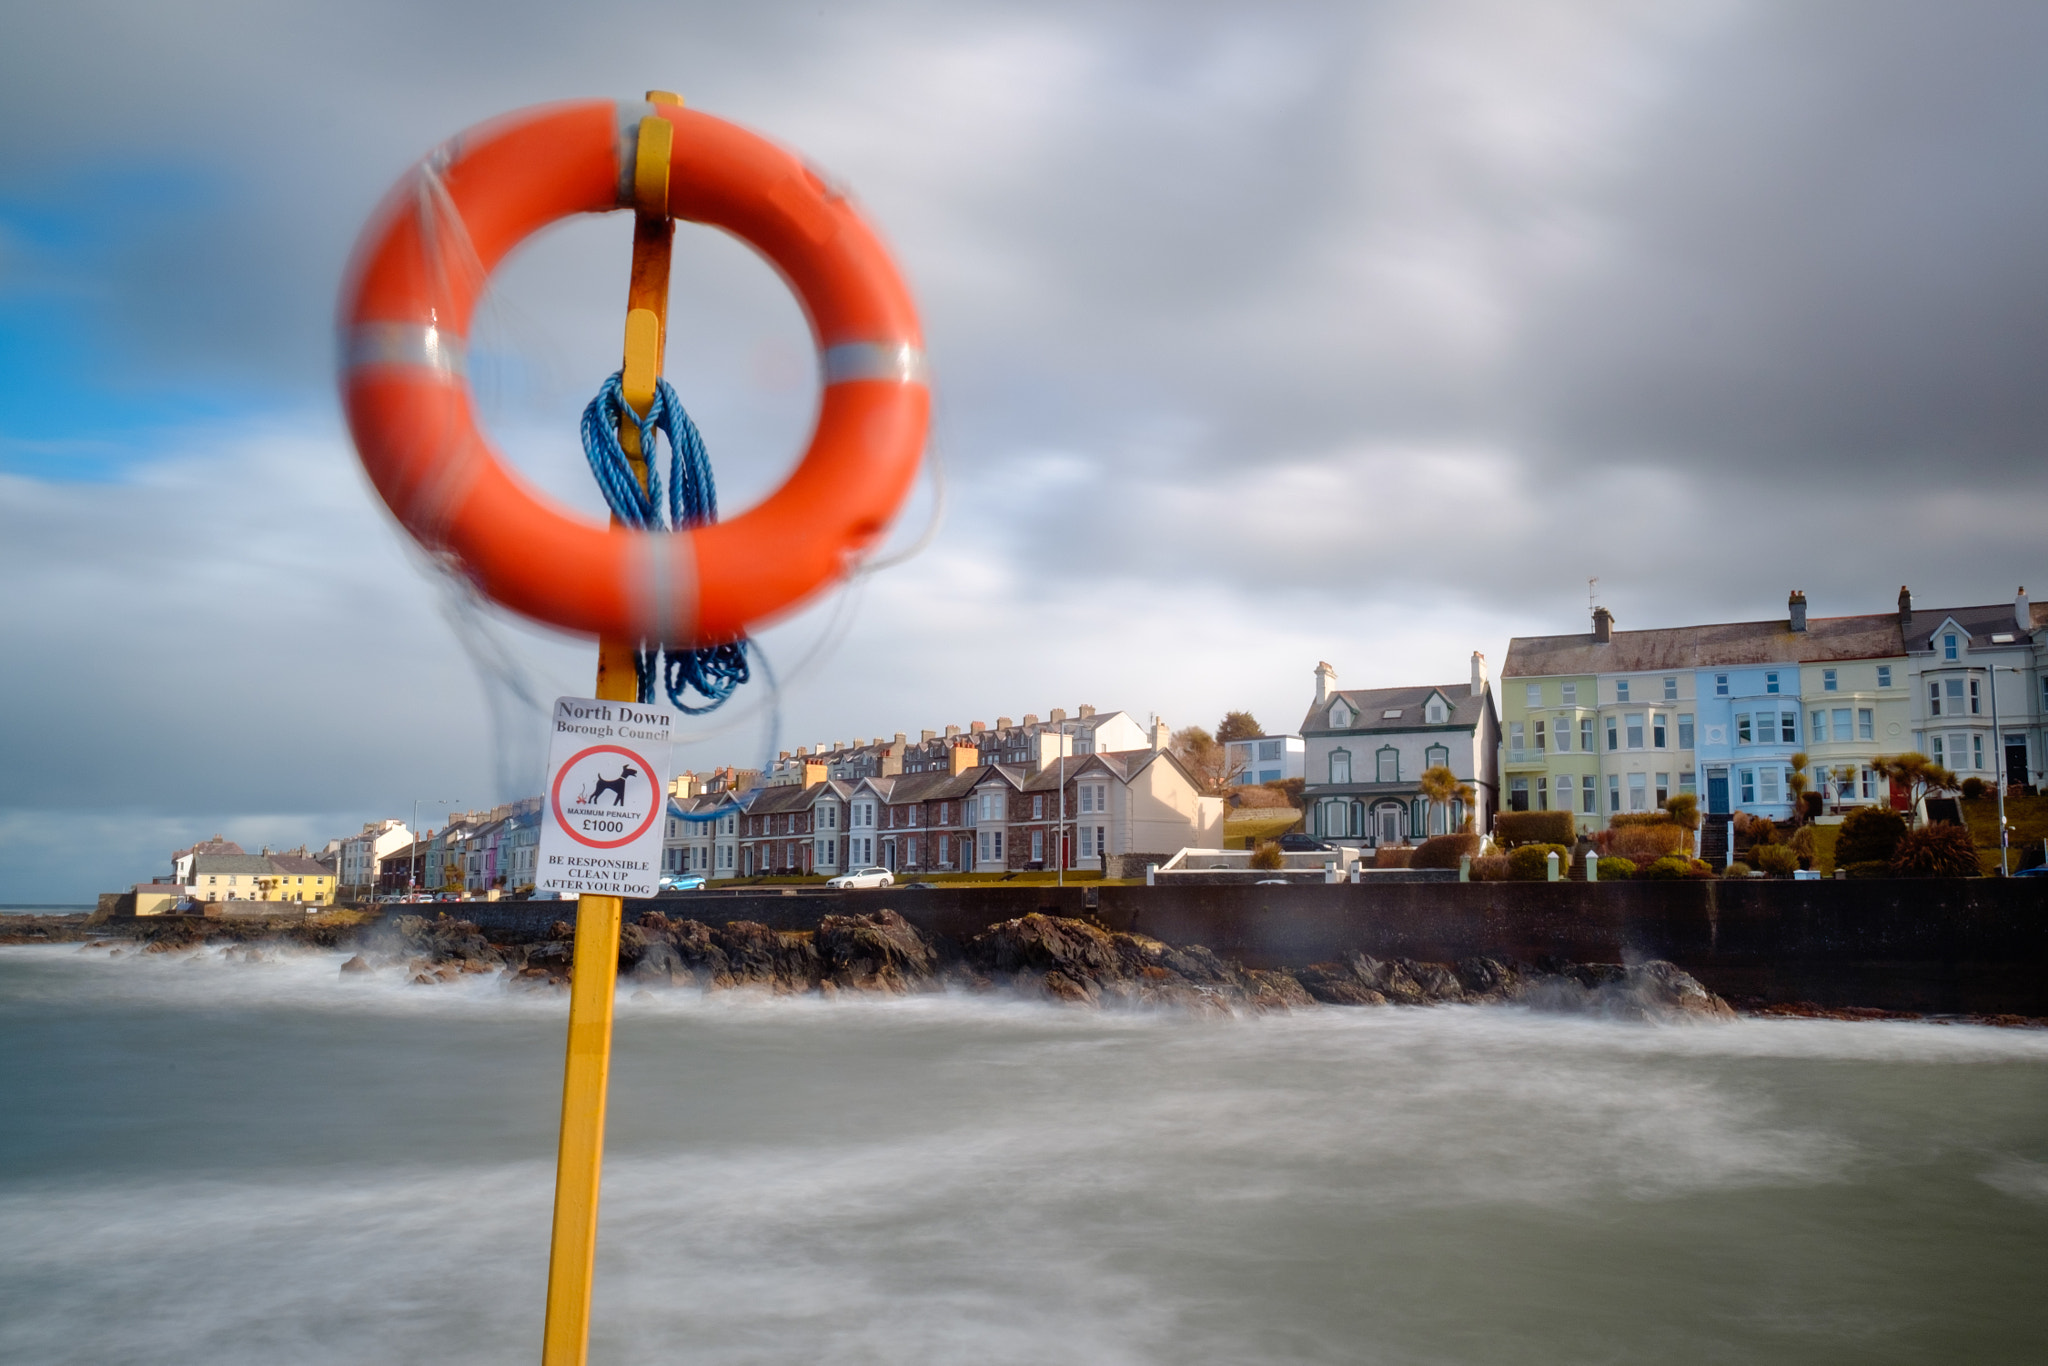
188,852,335,904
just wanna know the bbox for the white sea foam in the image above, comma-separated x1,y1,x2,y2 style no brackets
4,944,2045,1364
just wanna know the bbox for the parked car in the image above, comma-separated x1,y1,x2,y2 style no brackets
827,866,895,889
1276,834,1332,852
659,874,706,893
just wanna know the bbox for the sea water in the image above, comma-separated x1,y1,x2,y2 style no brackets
1,942,2044,1365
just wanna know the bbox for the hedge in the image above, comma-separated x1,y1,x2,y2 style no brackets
1410,832,1480,870
1495,811,1575,848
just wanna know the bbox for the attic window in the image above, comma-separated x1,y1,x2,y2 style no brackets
1329,702,1352,727
1992,632,2015,644
1382,708,1403,719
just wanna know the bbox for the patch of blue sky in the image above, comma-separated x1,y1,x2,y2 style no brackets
0,170,279,482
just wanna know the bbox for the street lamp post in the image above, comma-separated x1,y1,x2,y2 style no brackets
411,798,459,901
1986,671,2012,876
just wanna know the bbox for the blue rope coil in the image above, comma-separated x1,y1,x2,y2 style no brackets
579,371,749,714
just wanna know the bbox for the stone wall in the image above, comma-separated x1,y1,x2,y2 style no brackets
418,878,2048,1017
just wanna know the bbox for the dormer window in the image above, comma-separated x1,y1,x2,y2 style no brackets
1329,701,1352,727
1944,633,1959,660
1425,696,1447,724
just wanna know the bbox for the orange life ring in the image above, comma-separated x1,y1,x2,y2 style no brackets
339,99,928,646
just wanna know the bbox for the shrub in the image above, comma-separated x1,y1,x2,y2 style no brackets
1721,861,1753,879
1960,776,1987,801
1248,841,1283,871
1495,811,1576,849
1609,812,1675,829
1410,832,1480,870
1611,824,1682,861
1472,854,1511,882
1800,791,1824,820
1842,860,1891,879
1733,811,1779,844
1506,843,1572,881
1754,844,1800,877
1836,806,1908,866
1594,856,1636,881
1374,844,1414,869
1639,855,1694,879
1889,825,1981,878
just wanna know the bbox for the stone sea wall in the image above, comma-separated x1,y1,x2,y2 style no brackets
437,878,2048,1018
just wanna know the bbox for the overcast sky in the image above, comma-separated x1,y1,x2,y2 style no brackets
5,0,2047,900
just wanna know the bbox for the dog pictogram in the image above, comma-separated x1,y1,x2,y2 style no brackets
588,764,638,807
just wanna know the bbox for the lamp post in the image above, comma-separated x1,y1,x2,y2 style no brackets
1985,669,2015,875
411,797,459,901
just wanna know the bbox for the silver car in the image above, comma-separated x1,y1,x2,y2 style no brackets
827,866,895,889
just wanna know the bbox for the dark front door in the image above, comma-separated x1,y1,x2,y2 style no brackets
1706,769,1730,815
2006,740,2028,790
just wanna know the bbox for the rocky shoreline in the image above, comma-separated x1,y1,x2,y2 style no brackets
13,907,2043,1025
18,908,1734,1022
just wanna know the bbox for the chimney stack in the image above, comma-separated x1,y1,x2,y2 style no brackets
2018,586,2031,632
1314,660,1337,705
949,743,978,776
1078,704,1096,718
945,724,960,737
970,721,987,733
997,716,1012,730
1898,585,1913,628
1023,713,1038,727
1789,590,1807,633
1469,651,1487,699
1152,719,1171,752
1592,606,1613,643
1050,707,1067,722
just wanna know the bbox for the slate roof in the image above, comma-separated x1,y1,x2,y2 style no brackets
1299,684,1486,735
190,854,283,878
1503,599,2048,678
268,855,330,877
1904,601,2048,653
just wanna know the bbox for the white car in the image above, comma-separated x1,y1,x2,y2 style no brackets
827,866,894,889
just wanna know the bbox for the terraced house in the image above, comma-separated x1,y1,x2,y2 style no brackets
1500,587,2048,840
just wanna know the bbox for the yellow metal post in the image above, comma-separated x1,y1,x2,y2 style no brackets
542,91,680,1366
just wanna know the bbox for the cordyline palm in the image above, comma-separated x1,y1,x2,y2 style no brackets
1874,753,1959,820
1419,765,1460,838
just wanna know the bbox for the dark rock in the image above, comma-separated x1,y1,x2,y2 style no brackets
339,954,370,975
962,915,1303,1014
1454,957,1523,1002
965,914,1123,983
709,921,820,994
1241,969,1318,1012
391,916,498,966
815,909,940,994
1523,959,1734,1022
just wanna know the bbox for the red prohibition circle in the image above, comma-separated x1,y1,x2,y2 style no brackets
550,744,663,849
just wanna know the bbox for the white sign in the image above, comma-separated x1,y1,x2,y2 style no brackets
536,696,677,898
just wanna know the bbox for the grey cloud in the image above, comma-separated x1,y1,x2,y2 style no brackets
6,0,2048,899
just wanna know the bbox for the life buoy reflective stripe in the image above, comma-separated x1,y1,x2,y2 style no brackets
338,100,928,646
